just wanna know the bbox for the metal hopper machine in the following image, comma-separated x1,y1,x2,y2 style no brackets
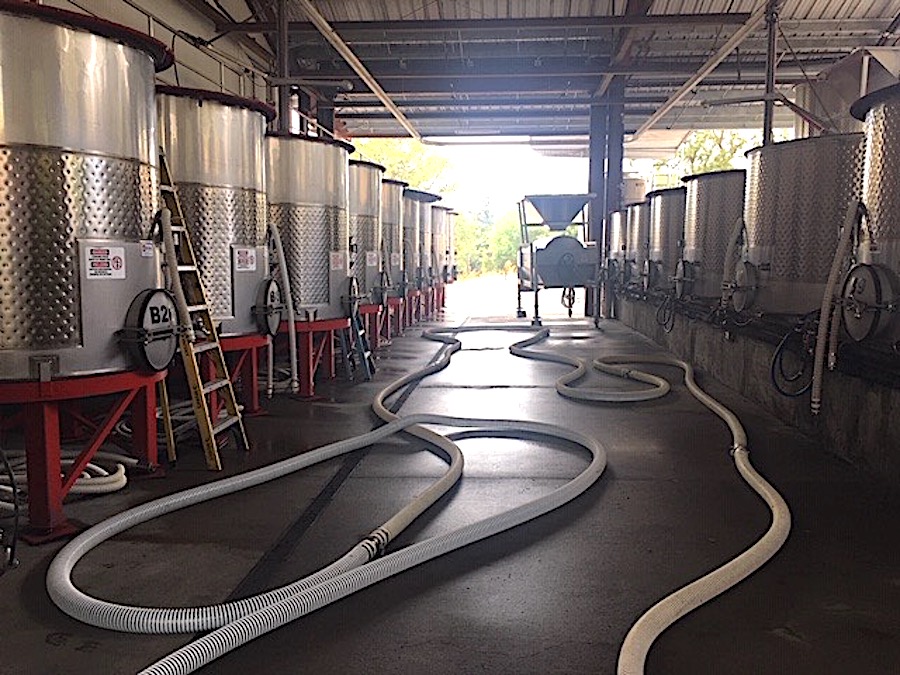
516,193,597,325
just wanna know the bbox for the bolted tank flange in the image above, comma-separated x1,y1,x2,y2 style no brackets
118,289,179,372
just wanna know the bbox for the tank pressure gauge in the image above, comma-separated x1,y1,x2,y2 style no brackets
119,289,179,372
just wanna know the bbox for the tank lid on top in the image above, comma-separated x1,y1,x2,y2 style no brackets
265,130,355,154
645,186,687,199
850,83,900,121
744,132,864,157
404,188,442,203
680,168,746,183
382,177,409,187
349,158,387,173
0,0,174,71
157,85,277,121
432,204,454,211
625,200,649,208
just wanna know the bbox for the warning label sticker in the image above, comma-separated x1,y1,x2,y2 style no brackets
140,240,155,258
365,251,378,267
330,251,345,271
390,252,401,267
86,246,126,279
234,247,257,272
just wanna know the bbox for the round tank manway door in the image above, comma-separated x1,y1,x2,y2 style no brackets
841,263,900,342
254,277,284,336
121,289,180,372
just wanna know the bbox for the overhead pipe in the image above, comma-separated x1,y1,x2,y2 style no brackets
294,0,422,140
762,0,783,145
630,2,769,141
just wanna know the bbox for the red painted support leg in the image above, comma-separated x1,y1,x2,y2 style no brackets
323,329,336,379
23,402,69,535
131,382,158,466
299,330,315,398
239,344,263,415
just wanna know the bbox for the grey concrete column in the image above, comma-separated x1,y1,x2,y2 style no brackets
588,99,609,317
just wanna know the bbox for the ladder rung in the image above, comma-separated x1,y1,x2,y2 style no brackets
171,225,187,233
192,341,219,354
186,304,208,313
212,415,241,436
202,378,230,395
161,185,176,193
177,265,198,272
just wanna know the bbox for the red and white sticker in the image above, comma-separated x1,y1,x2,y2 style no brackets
365,251,378,267
86,246,126,279
330,251,346,271
139,240,155,258
234,247,257,272
390,252,401,267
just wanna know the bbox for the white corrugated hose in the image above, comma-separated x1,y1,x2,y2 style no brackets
46,323,789,675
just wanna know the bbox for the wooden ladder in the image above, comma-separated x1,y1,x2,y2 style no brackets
157,151,250,470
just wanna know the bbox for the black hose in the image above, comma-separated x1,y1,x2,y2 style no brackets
656,294,676,333
770,317,816,397
0,441,19,575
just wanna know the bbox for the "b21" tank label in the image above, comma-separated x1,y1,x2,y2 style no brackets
85,246,126,279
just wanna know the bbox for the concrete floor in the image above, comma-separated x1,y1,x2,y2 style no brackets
3,279,900,674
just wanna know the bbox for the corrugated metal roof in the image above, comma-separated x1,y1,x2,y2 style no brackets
245,0,899,138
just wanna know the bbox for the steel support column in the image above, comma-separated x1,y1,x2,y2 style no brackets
276,0,291,133
763,0,781,145
587,99,608,317
606,77,626,227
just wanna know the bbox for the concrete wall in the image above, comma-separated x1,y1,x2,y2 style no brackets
618,297,900,486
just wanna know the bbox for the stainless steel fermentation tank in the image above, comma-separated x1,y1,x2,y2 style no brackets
381,178,407,297
625,200,650,287
679,170,746,299
738,134,866,314
266,134,353,321
348,160,385,303
842,84,900,342
646,187,686,292
431,205,452,283
607,210,628,285
405,189,441,290
401,190,420,293
446,209,458,282
0,4,177,381
157,87,278,336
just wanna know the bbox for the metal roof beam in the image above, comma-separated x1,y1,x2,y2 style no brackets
217,13,753,34
334,95,669,108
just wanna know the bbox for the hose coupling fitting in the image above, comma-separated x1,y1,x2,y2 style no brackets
363,529,390,559
730,444,747,457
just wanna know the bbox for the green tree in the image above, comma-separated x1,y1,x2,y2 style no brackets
351,138,455,193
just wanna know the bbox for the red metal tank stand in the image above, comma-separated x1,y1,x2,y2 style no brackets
435,282,446,310
278,318,350,397
387,296,404,337
201,333,270,419
358,304,382,351
405,290,422,326
0,370,166,542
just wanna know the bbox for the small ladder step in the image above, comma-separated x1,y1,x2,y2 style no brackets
192,340,219,354
202,378,230,395
211,414,241,437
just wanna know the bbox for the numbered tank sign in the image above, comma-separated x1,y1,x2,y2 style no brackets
366,251,378,267
330,251,345,271
391,252,401,267
121,289,179,372
254,277,283,336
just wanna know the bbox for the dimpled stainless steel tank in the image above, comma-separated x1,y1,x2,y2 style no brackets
0,5,171,380
401,190,421,292
266,134,353,321
381,178,407,296
405,189,441,289
157,87,274,335
742,134,865,314
647,187,686,291
349,160,385,302
431,205,451,283
625,200,650,283
446,210,458,281
841,84,900,341
682,170,746,298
